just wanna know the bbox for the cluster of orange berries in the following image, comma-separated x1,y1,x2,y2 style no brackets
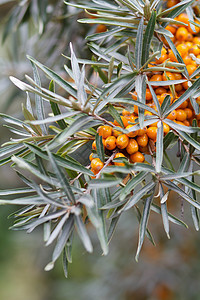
89,12,200,175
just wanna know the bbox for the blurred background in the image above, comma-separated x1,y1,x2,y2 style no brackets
0,1,200,300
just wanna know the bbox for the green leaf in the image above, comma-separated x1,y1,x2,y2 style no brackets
75,215,93,253
120,182,156,213
135,17,144,69
156,121,164,173
108,104,124,128
135,192,154,261
119,171,147,201
49,80,67,130
141,10,156,66
27,56,77,98
46,148,75,204
135,74,146,128
25,143,93,176
89,177,121,188
160,185,170,239
30,60,47,135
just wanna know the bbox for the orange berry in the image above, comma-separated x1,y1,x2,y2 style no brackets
183,120,190,126
89,153,95,161
174,73,182,80
147,126,157,141
176,27,189,42
186,64,196,76
150,74,163,87
183,55,192,65
105,136,116,150
160,93,172,104
175,84,183,92
97,125,112,139
176,43,188,57
126,125,138,137
131,91,137,100
126,139,139,154
114,153,126,166
155,48,168,64
162,72,175,81
130,151,145,163
116,134,129,149
178,100,188,109
91,158,104,172
163,123,170,135
193,37,200,44
114,116,129,127
196,96,200,105
182,81,189,90
96,24,107,33
176,109,187,121
184,108,193,119
175,120,185,126
177,13,189,26
122,109,131,116
136,134,148,147
168,49,177,62
137,127,147,136
196,113,200,120
92,140,97,150
167,110,177,120
146,88,153,101
167,0,179,8
139,145,150,155
155,87,167,95
165,25,177,35
189,45,200,56
112,127,122,137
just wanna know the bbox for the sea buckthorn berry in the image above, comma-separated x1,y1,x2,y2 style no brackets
178,100,188,109
134,105,138,115
126,139,139,154
176,27,189,42
175,120,185,126
91,158,104,172
146,88,153,101
184,108,193,119
175,84,183,92
137,134,148,147
97,125,112,139
122,109,131,116
126,125,138,137
182,81,189,90
196,113,200,120
186,64,197,76
105,136,116,150
160,93,172,104
196,96,200,105
174,73,182,80
189,45,200,56
137,127,147,136
92,140,97,150
176,109,187,121
96,24,107,33
168,49,177,62
114,116,128,128
167,0,179,8
176,43,188,57
183,120,190,126
167,110,177,120
112,127,122,137
139,146,150,155
89,153,95,161
147,126,157,141
155,48,168,64
116,134,129,149
131,91,137,100
183,55,192,65
162,72,175,81
130,151,145,163
177,13,189,26
114,153,126,166
165,25,177,35
155,87,167,95
193,37,200,44
150,74,163,86
163,123,170,135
